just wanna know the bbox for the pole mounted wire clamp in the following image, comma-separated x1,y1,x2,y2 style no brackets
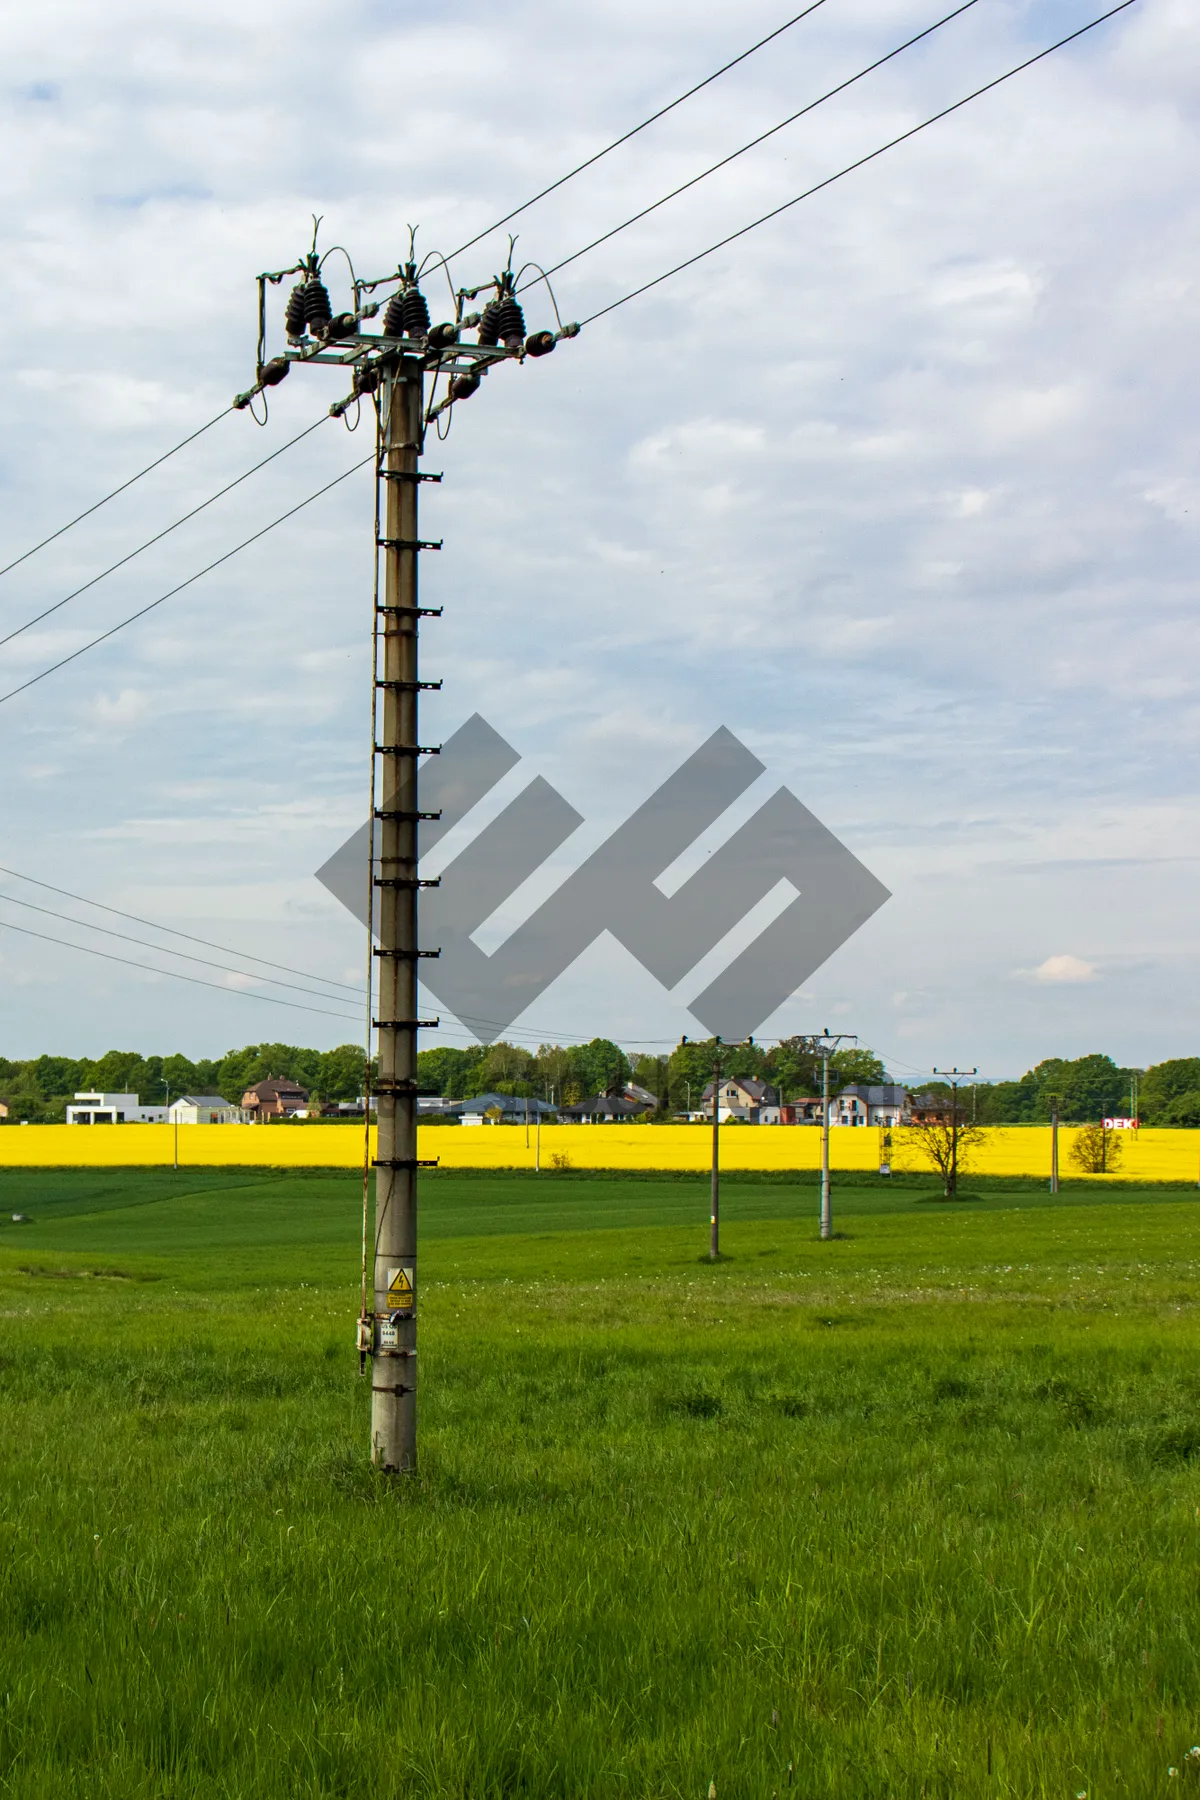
374,680,442,692
374,742,440,755
380,470,443,483
373,946,441,959
377,537,443,551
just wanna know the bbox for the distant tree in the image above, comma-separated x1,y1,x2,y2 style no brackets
1027,1055,1138,1123
831,1047,886,1087
481,1041,535,1094
1069,1122,1124,1174
1160,1089,1200,1129
161,1053,200,1095
972,1077,1038,1124
631,1054,670,1114
560,1038,628,1102
416,1046,485,1100
535,1044,573,1103
906,1091,984,1197
1140,1059,1200,1124
316,1044,367,1102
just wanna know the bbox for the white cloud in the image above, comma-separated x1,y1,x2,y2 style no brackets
1032,955,1099,986
90,687,148,729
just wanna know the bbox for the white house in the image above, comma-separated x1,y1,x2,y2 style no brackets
67,1091,167,1124
701,1076,779,1123
833,1084,909,1127
169,1094,248,1125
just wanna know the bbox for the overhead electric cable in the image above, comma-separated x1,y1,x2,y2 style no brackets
4,9,826,579
0,861,362,994
0,405,233,582
444,0,830,263
0,452,375,707
580,0,1138,326
0,889,363,1003
0,412,331,651
527,0,981,290
0,916,360,1022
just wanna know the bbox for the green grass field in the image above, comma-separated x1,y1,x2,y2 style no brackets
1,1168,1198,1798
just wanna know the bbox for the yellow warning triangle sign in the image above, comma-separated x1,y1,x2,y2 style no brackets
387,1267,414,1309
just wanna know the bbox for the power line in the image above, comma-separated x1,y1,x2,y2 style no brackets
0,862,362,994
0,888,363,1004
0,405,233,583
0,452,375,708
444,0,831,265
0,7,828,581
0,412,330,652
580,0,1139,326
529,0,980,291
0,915,360,1022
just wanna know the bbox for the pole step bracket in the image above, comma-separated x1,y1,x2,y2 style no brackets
373,876,440,890
380,470,443,483
373,1158,440,1171
377,537,443,551
373,1019,440,1031
374,947,441,959
374,680,442,692
376,605,442,618
373,809,442,821
374,743,440,756
373,1081,442,1096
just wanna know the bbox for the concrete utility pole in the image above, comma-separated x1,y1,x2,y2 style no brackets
932,1066,977,1199
815,1029,856,1241
239,229,577,1473
710,1039,723,1261
370,360,428,1475
1049,1091,1060,1195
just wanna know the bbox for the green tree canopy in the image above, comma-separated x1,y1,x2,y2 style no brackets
1139,1059,1200,1123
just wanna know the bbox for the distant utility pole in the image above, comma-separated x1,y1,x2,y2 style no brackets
815,1030,856,1241
240,227,577,1473
710,1038,723,1261
161,1078,178,1172
1048,1091,1060,1195
932,1067,978,1200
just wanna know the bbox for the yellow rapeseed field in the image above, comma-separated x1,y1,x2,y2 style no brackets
0,1121,1196,1180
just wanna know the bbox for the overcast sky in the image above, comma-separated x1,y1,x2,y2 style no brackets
0,0,1191,1081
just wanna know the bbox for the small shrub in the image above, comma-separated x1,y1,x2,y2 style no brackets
549,1151,572,1172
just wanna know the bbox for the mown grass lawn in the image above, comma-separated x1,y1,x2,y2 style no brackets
1,1169,1198,1798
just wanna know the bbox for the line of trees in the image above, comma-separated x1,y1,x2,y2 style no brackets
945,1054,1200,1128
0,1043,368,1123
4,1041,1200,1128
414,1036,886,1115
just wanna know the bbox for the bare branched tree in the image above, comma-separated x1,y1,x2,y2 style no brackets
906,1094,985,1197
